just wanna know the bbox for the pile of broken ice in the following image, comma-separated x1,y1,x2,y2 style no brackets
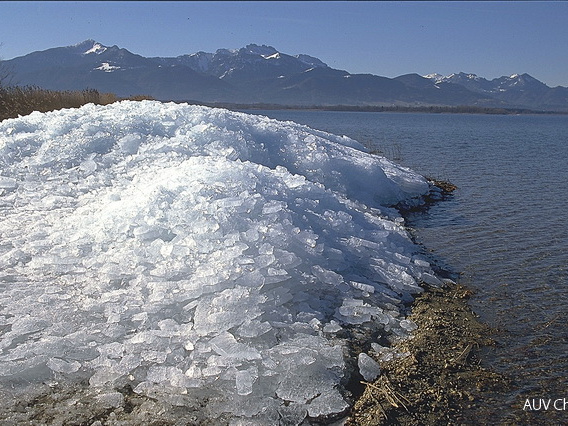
0,101,437,423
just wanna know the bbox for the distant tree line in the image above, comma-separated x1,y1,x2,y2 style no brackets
184,101,567,115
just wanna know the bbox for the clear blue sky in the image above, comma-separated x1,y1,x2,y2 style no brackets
2,1,568,87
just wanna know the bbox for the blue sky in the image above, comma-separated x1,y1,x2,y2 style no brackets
2,1,568,87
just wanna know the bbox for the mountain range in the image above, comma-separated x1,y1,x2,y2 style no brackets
3,40,568,111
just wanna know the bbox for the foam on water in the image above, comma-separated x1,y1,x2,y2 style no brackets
0,101,433,423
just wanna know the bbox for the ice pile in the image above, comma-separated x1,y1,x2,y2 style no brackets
0,101,434,423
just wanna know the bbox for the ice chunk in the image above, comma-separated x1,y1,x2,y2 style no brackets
262,200,286,214
209,331,261,361
400,319,418,332
350,281,375,293
277,404,307,425
194,287,265,336
47,357,81,374
96,391,125,408
276,370,326,403
371,343,410,363
235,319,272,338
235,369,255,395
413,258,430,268
146,366,192,388
336,298,383,324
421,272,443,287
117,134,142,154
323,320,342,333
0,176,17,190
312,265,343,286
358,353,381,381
89,365,124,387
307,389,349,417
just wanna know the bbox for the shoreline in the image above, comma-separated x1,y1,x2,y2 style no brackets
346,282,510,425
0,178,507,424
182,101,568,116
345,178,510,425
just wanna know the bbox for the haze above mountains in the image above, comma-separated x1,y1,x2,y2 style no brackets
3,40,568,111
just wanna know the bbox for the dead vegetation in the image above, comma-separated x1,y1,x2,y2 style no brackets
0,85,153,121
347,283,511,425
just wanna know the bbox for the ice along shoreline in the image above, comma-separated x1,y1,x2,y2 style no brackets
0,101,498,424
348,179,511,425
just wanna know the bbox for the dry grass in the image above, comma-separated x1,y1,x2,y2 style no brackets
0,85,153,121
347,283,510,425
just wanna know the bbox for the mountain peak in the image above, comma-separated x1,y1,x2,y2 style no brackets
70,39,108,55
243,44,279,57
72,39,97,47
84,43,108,55
507,73,539,83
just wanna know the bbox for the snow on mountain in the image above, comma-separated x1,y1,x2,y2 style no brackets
83,42,108,55
422,72,558,110
422,73,445,83
5,40,567,110
424,71,546,91
94,62,121,72
494,73,546,89
0,101,434,423
264,52,281,60
191,52,214,71
423,72,484,85
295,54,328,68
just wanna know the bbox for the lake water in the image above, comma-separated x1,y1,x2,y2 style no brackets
245,110,568,423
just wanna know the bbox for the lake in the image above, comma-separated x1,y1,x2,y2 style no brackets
245,110,568,423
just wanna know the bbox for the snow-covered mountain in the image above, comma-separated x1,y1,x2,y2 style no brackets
3,40,567,110
423,72,547,93
151,43,328,84
423,72,568,110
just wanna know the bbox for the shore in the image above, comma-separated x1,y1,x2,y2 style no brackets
346,281,510,425
344,178,510,425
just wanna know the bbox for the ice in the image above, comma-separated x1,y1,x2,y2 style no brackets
421,272,444,287
400,319,418,332
350,281,376,294
358,353,382,382
371,343,410,363
0,101,439,423
193,287,265,336
235,369,255,395
46,357,81,374
323,320,342,333
235,319,272,338
307,389,350,417
96,391,125,408
209,331,261,361
312,265,344,286
277,404,308,425
336,298,384,325
0,176,17,190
